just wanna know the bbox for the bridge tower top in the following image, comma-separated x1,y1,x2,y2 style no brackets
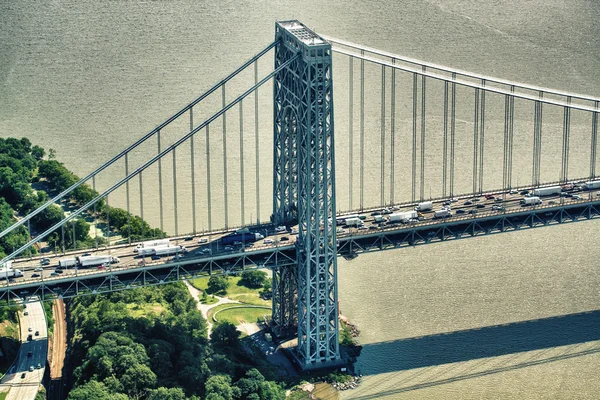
276,20,329,52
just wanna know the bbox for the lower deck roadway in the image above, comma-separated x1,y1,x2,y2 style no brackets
2,193,599,305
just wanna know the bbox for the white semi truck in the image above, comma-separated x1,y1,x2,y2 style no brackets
583,180,600,190
533,186,561,196
134,239,170,252
153,245,187,256
415,201,433,211
0,267,23,280
434,209,452,218
78,255,120,268
58,258,77,268
521,196,542,205
388,211,417,223
344,217,363,227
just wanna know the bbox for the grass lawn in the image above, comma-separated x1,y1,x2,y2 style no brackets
213,306,270,325
200,295,219,305
190,275,269,307
0,391,8,400
126,303,168,318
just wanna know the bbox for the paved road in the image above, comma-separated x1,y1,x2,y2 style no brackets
4,181,599,289
0,300,48,400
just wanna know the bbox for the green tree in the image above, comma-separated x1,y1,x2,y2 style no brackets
147,387,187,400
120,364,157,397
240,270,268,288
210,322,240,348
207,276,229,294
31,145,45,161
67,380,128,400
205,375,235,400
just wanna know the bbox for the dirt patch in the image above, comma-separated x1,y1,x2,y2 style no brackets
50,300,67,379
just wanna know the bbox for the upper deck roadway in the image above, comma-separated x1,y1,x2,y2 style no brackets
2,180,600,305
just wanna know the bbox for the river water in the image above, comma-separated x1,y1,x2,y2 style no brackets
2,1,600,398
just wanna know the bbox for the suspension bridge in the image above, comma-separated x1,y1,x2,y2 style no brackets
1,20,600,370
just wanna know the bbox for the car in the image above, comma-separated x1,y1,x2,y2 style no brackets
456,209,466,214
382,208,392,215
264,239,274,245
233,241,243,246
40,258,50,266
151,255,161,260
469,209,478,214
519,190,529,195
198,238,208,244
28,327,32,332
280,236,289,242
476,204,485,209
24,311,29,315
21,373,26,379
369,225,378,230
27,334,32,341
472,197,480,202
54,268,64,274
36,363,41,369
357,226,368,230
484,194,495,200
274,226,286,232
27,351,32,357
224,246,234,251
549,200,557,205
29,366,34,372
572,195,583,200
31,274,40,278
464,201,473,205
509,189,518,194
82,253,92,257
290,229,299,235
200,248,211,254
34,267,43,272
370,211,382,216
443,201,451,206
97,265,106,270
492,205,504,211
35,331,39,336
184,236,194,241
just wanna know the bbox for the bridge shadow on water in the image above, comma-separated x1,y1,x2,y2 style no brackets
352,310,600,399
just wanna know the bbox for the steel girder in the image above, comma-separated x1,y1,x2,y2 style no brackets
272,21,340,369
271,265,298,336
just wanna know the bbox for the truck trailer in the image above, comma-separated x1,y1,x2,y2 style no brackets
0,268,23,280
344,217,363,227
153,245,187,256
388,211,418,223
521,196,542,205
78,255,120,268
415,201,433,211
533,186,561,196
58,258,77,268
583,180,600,190
434,209,452,219
134,239,170,252
221,232,264,246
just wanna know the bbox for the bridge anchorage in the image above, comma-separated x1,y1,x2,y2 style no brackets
271,21,342,370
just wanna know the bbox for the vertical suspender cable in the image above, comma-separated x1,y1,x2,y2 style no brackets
254,61,260,223
206,124,212,231
479,80,486,193
190,107,197,234
173,148,178,236
360,51,365,210
443,81,449,198
380,65,386,206
390,62,396,205
222,85,229,228
592,101,599,179
138,173,144,238
503,94,510,189
509,86,515,188
420,70,426,200
240,100,245,225
450,76,456,197
157,130,164,231
106,195,110,244
473,88,480,195
93,176,98,248
125,153,131,243
349,57,354,209
412,73,417,203
561,97,571,182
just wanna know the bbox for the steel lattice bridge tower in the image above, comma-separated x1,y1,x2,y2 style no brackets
271,21,340,368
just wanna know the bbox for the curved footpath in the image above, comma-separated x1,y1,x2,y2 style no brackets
0,299,48,400
183,280,238,335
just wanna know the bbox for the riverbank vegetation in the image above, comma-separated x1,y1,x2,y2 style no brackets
65,282,286,400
